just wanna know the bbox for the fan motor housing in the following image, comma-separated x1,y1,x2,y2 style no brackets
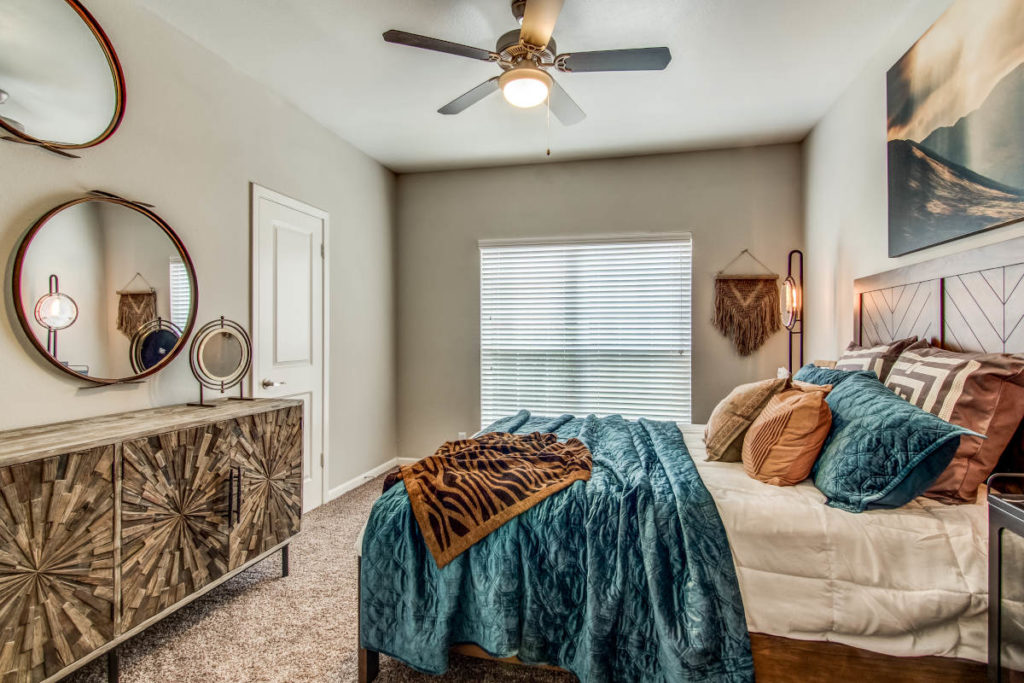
497,29,556,67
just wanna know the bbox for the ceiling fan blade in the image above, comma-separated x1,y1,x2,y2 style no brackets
520,0,563,49
383,30,497,62
438,77,501,115
548,78,586,126
557,47,672,72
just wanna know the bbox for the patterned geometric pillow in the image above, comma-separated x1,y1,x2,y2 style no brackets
885,341,1024,504
742,385,832,486
834,336,918,382
704,377,790,462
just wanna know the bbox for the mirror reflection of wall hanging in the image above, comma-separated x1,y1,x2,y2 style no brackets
782,250,804,373
188,317,253,407
11,192,198,385
0,0,127,157
116,272,156,337
886,0,1024,256
33,274,78,358
713,249,781,356
129,318,182,373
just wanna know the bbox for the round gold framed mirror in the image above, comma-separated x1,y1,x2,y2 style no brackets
11,194,198,384
0,0,126,153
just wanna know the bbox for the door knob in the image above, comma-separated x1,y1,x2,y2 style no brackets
261,379,286,389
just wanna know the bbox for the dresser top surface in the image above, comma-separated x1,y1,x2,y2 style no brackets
0,398,302,466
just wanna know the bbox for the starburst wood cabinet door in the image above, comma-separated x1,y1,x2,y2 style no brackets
0,448,115,683
120,426,232,631
224,406,303,569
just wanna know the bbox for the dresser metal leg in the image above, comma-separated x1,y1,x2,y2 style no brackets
107,647,119,683
281,543,289,577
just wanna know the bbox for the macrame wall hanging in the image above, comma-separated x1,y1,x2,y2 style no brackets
713,249,781,356
116,272,157,337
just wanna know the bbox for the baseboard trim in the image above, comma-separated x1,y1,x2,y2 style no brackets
326,456,428,503
327,458,397,502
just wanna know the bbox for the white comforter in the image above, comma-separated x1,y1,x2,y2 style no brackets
682,424,990,662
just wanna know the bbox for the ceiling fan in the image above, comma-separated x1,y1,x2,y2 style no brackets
382,0,672,126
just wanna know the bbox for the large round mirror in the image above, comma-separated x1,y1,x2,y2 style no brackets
12,196,198,384
0,0,126,151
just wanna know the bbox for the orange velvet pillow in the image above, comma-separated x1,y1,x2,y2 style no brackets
742,386,832,486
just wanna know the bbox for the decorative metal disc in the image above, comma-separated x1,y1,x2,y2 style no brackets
130,318,182,373
189,317,252,392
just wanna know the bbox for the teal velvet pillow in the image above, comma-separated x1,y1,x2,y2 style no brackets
793,364,876,387
813,373,978,512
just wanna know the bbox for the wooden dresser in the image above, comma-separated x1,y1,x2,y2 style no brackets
0,399,303,683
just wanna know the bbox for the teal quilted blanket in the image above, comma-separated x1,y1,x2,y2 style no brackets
360,411,752,682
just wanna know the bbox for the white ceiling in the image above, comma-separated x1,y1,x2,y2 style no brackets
140,0,919,173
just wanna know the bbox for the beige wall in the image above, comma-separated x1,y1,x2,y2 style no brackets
396,145,804,460
0,0,397,490
802,0,1024,360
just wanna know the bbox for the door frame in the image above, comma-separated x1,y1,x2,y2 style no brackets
249,182,330,510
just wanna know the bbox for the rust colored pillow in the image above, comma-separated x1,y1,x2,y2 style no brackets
834,336,918,382
742,386,833,486
704,377,790,462
885,341,1024,504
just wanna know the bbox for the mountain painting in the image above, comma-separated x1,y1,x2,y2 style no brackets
886,0,1024,257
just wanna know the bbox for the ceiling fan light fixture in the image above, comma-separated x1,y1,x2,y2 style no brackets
499,67,552,108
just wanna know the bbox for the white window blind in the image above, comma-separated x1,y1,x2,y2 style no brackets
480,236,692,427
169,256,191,331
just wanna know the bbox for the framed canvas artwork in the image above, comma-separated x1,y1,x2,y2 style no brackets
887,0,1024,257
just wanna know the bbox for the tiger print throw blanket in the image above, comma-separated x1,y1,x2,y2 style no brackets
383,432,592,567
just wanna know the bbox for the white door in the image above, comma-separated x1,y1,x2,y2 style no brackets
251,184,328,513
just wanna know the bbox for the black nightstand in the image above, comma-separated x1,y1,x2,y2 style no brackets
988,474,1024,682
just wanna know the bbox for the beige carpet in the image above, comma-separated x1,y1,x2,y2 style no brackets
67,476,575,683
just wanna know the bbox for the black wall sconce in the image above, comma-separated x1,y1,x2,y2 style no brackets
782,250,803,372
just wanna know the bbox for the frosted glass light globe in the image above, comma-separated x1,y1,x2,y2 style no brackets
34,292,78,330
500,67,552,109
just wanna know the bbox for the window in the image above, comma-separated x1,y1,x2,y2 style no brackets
169,256,191,331
480,235,692,426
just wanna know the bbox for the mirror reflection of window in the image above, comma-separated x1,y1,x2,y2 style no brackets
169,256,190,331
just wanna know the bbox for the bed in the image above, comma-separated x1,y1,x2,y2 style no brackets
358,235,1024,681
356,423,992,682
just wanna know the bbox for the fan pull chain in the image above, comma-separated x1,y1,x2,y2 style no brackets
546,95,551,156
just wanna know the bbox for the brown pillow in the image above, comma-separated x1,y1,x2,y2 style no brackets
705,377,790,462
885,341,1024,504
742,386,833,486
834,336,918,382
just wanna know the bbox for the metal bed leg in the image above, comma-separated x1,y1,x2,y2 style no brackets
281,543,289,578
989,523,1003,682
107,647,119,683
